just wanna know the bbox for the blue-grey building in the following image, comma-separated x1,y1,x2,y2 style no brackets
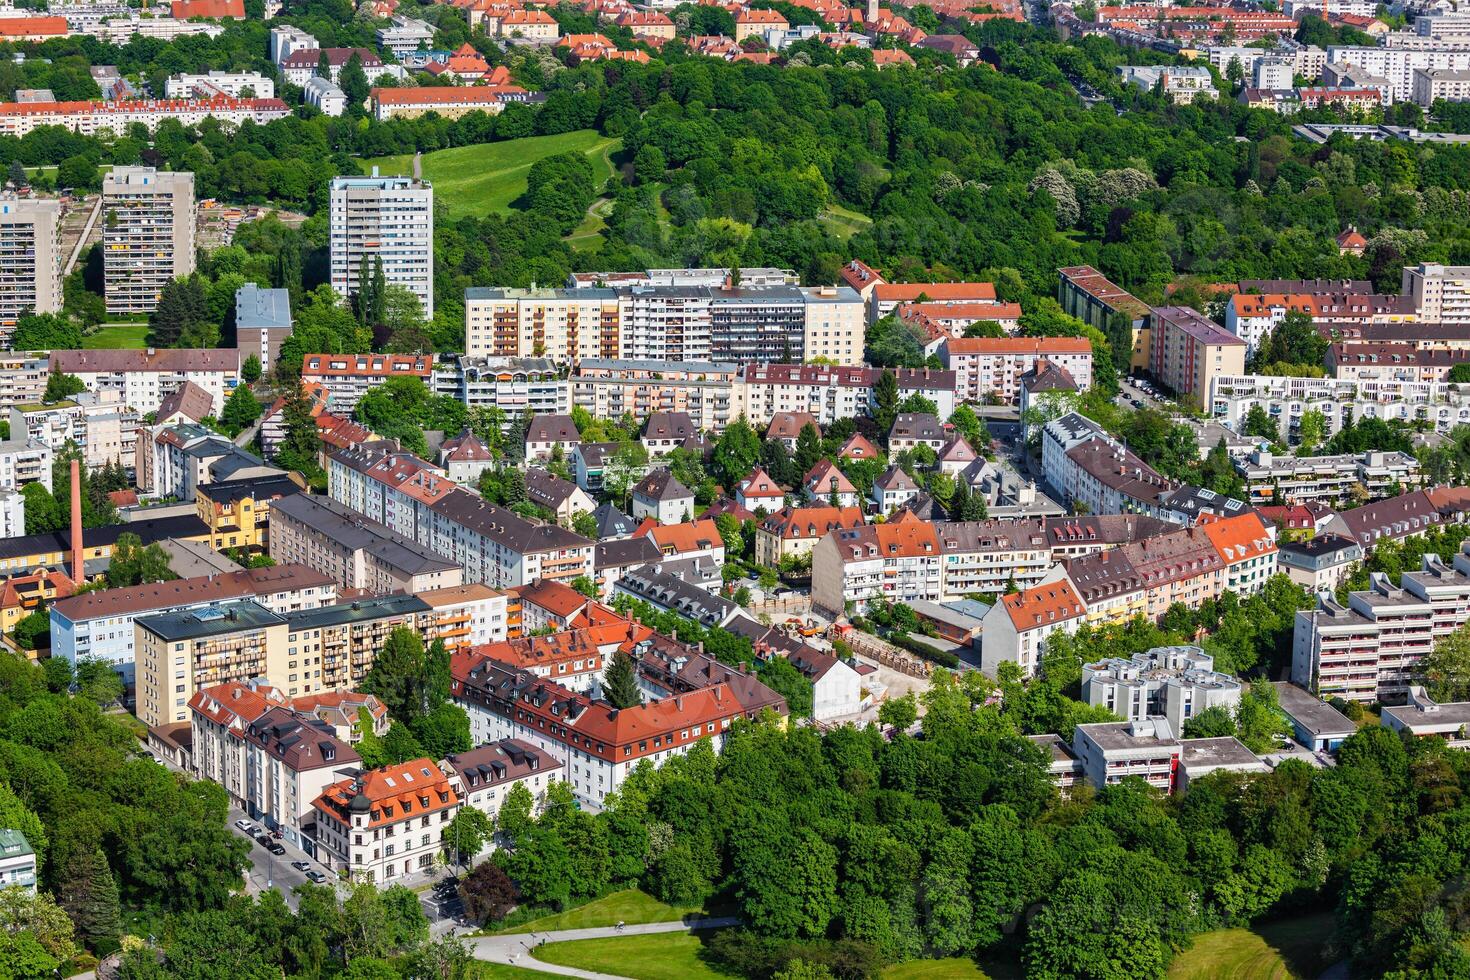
235,284,293,372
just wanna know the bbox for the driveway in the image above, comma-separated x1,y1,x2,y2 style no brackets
467,917,740,978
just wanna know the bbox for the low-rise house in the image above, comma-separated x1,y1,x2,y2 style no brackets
645,518,726,566
572,441,618,493
525,414,580,462
938,436,980,476
755,505,865,567
593,502,638,539
888,413,948,453
524,468,596,525
1176,736,1269,790
765,412,819,450
1073,717,1182,793
614,564,743,628
1382,686,1470,746
837,433,880,461
641,411,697,457
311,758,460,883
871,465,921,512
438,429,495,485
802,459,861,508
1277,534,1363,594
631,469,694,525
735,467,786,513
0,830,36,893
1273,681,1356,752
441,739,563,830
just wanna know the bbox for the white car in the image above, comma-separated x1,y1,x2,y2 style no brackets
234,820,256,834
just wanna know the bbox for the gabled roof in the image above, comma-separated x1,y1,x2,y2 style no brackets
157,381,214,423
512,578,590,621
441,428,492,463
643,411,696,441
634,468,693,503
766,412,820,442
939,436,978,464
803,459,857,496
1002,579,1086,631
524,468,583,509
838,433,880,459
889,412,947,443
738,467,786,499
525,414,580,444
873,464,919,492
647,518,724,556
761,505,865,540
593,502,637,538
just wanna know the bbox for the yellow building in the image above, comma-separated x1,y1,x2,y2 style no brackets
194,474,305,555
0,513,213,579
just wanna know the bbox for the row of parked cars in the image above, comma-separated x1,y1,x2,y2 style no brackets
235,819,328,883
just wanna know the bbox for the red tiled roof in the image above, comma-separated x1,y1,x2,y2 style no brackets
1003,580,1085,630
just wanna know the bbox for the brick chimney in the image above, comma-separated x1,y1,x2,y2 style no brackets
70,457,82,583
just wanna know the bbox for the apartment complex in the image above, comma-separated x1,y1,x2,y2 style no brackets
572,360,738,434
101,167,195,314
1403,263,1470,323
1293,550,1470,702
1328,343,1470,383
49,563,336,686
979,578,1086,679
327,444,595,588
1148,306,1246,409
329,173,434,320
1209,374,1470,441
300,353,433,414
312,758,459,882
51,346,239,418
1324,46,1470,101
1081,645,1242,732
1236,449,1422,506
135,593,432,726
735,363,957,427
940,336,1093,404
0,196,60,346
267,492,464,595
0,97,289,139
1226,291,1416,355
1056,265,1151,370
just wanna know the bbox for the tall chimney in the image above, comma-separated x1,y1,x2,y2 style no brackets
69,457,83,584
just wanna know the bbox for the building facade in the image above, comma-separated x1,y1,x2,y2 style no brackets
329,174,434,320
101,167,196,314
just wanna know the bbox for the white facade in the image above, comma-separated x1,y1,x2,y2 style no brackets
101,167,196,315
1403,263,1470,322
165,71,275,99
0,196,61,346
0,436,51,491
0,489,22,538
330,174,434,321
1325,45,1470,101
303,76,346,117
1210,373,1470,441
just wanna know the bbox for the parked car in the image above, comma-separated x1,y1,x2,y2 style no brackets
267,842,286,856
234,820,254,833
291,861,310,872
305,870,327,884
255,834,273,847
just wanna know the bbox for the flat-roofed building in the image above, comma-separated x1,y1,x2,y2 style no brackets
1149,306,1246,409
0,196,61,347
1082,645,1242,733
1382,685,1470,746
1273,680,1357,751
1057,265,1151,369
300,352,433,414
235,284,292,373
1073,717,1182,793
329,173,433,320
101,167,195,314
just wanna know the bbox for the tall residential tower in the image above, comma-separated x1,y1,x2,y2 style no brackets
101,167,196,314
329,172,434,320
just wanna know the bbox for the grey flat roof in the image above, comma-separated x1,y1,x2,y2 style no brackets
1179,736,1264,770
137,600,284,641
236,284,292,330
1273,682,1357,736
282,593,432,631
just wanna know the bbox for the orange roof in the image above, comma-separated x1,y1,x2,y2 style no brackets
738,467,786,498
838,433,880,459
871,48,913,64
615,10,672,24
558,32,614,47
314,758,458,828
171,0,244,16
899,301,1022,320
473,620,643,670
737,8,787,21
762,505,865,540
874,518,939,558
873,282,997,302
503,8,556,22
943,336,1091,355
513,578,590,620
0,16,67,36
648,518,724,555
190,681,284,728
803,459,857,495
607,49,651,61
1197,512,1277,564
1003,580,1085,631
1337,228,1367,248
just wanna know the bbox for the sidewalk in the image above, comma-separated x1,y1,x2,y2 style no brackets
466,917,740,978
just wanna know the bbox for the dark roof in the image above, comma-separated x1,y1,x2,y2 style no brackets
595,536,662,571
245,708,358,772
445,738,561,789
524,468,582,509
593,502,636,538
197,474,301,506
525,414,580,444
634,468,692,503
889,412,946,442
268,493,460,575
616,564,738,627
0,514,211,564
429,491,593,555
157,381,214,422
137,599,285,642
643,412,696,441
282,593,432,631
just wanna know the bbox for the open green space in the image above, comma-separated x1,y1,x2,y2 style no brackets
567,196,614,252
1167,913,1335,980
473,965,556,980
83,322,149,349
531,930,735,980
883,957,1010,979
819,202,874,240
493,889,702,935
363,130,621,221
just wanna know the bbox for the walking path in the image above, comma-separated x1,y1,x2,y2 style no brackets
466,916,740,978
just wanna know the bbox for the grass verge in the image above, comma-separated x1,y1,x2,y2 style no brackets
492,889,703,935
531,930,735,980
1167,912,1336,980
83,323,149,349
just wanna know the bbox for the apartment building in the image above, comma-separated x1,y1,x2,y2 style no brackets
614,564,744,628
327,444,595,588
49,563,336,686
451,645,783,808
940,336,1093,404
50,347,238,417
433,356,568,416
165,70,275,99
234,284,293,373
267,492,463,595
1403,263,1470,322
1057,266,1152,370
1382,686,1470,745
709,285,805,362
418,583,510,653
1044,422,1174,517
1293,550,1470,702
311,758,460,882
1325,46,1470,101
134,593,432,726
369,87,526,122
1228,291,1418,356
0,356,48,409
0,98,288,140
101,167,195,314
146,422,270,501
300,353,433,414
979,578,1086,679
734,364,957,427
755,505,866,567
617,285,711,363
801,285,864,365
1073,718,1182,793
441,739,563,828
1118,64,1217,102
1236,449,1422,506
631,469,694,525
1328,342,1470,383
1081,645,1242,732
0,196,60,346
189,681,360,851
572,360,737,434
1318,485,1470,550
376,14,435,57
1148,306,1246,409
1209,374,1470,441
1277,534,1364,594
0,434,49,491
463,287,620,363
0,831,36,894
12,394,135,472
279,47,382,85
329,173,434,320
810,514,942,616
868,281,998,322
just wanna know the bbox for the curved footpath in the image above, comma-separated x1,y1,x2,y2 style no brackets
466,917,740,979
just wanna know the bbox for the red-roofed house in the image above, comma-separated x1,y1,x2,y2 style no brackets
736,466,787,513
980,578,1086,678
735,7,787,40
511,578,593,633
0,16,69,40
1336,226,1367,257
756,505,866,566
312,758,459,881
172,0,245,17
870,48,914,67
496,8,560,41
647,518,726,565
802,459,860,508
838,433,881,461
840,259,886,299
613,9,674,39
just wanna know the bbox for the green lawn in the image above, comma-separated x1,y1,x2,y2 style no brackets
819,202,874,241
1168,913,1336,980
883,958,1004,979
473,965,557,980
567,196,613,252
532,930,735,980
83,323,149,349
363,130,621,221
493,889,702,935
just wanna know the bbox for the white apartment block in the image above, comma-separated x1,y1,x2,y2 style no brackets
11,395,134,472
165,71,275,99
0,435,51,491
1211,373,1470,442
50,347,240,417
312,758,460,883
303,77,346,116
0,489,22,538
0,196,60,346
572,359,737,433
463,287,620,363
1325,46,1470,101
979,577,1086,679
1293,552,1470,702
0,356,48,408
1237,449,1422,506
330,173,434,320
617,285,712,363
1412,68,1470,107
270,25,317,64
376,16,435,58
0,98,286,140
734,363,956,428
101,167,196,314
1073,718,1182,793
1081,645,1242,733
440,740,562,833
433,356,569,416
1404,263,1470,322
940,337,1093,405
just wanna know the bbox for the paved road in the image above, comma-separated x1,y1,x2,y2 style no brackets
467,917,741,978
